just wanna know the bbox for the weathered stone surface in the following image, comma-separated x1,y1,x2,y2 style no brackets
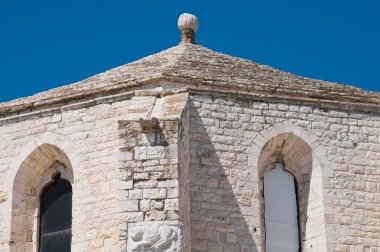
127,221,182,252
188,92,380,252
178,13,199,33
117,94,191,251
1,43,379,117
178,13,199,44
0,27,380,252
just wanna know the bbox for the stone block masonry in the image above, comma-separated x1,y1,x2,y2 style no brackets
188,92,380,252
117,89,191,251
0,88,190,252
0,99,130,252
1,15,379,251
0,85,379,252
118,116,190,252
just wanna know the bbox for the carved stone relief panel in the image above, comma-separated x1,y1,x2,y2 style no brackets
127,221,183,252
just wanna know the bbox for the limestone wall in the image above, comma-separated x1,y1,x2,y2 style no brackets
0,99,128,251
0,89,190,252
189,92,380,252
118,119,188,251
178,102,191,251
0,86,379,252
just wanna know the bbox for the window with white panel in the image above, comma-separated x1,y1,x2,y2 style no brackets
264,162,300,252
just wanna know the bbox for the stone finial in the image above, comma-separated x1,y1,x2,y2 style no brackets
178,13,199,44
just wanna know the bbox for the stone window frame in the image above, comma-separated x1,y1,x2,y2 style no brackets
5,133,78,252
248,122,330,252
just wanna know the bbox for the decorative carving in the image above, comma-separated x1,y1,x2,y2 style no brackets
178,13,199,33
139,117,159,131
178,13,199,44
0,193,6,204
128,221,182,252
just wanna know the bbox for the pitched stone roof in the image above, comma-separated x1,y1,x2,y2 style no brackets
1,43,380,114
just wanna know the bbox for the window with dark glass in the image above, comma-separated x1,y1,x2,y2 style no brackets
39,174,72,252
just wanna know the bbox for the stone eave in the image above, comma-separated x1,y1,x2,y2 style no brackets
1,76,380,122
0,78,157,116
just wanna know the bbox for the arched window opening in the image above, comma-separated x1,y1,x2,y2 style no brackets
264,162,300,252
257,131,327,251
10,144,74,252
39,173,72,252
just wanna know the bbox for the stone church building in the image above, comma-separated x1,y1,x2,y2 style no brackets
0,13,379,252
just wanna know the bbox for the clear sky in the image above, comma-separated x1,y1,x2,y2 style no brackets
1,0,379,102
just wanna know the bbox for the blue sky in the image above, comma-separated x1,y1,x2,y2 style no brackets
1,0,379,102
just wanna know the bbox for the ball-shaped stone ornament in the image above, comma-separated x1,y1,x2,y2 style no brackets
178,13,199,32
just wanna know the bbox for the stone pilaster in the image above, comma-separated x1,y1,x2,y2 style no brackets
118,91,190,252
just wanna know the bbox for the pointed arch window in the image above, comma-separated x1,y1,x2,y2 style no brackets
39,174,72,252
264,162,300,252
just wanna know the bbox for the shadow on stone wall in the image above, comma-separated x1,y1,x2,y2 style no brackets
189,101,258,252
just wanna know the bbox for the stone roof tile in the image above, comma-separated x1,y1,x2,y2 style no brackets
1,43,379,114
